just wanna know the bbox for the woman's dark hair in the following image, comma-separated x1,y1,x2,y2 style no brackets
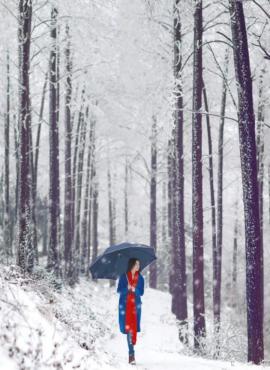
126,258,141,272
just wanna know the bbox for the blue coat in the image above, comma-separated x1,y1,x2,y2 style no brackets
117,272,144,334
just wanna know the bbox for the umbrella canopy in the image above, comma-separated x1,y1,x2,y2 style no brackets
89,242,157,279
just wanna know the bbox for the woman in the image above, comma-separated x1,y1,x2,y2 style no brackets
117,258,144,365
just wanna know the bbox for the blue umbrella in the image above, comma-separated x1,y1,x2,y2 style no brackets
89,241,157,279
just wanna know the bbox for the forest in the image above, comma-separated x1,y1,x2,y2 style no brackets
0,0,269,368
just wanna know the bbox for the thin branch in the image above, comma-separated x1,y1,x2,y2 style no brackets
252,0,270,19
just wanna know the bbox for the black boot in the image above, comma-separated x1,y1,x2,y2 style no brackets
128,353,136,365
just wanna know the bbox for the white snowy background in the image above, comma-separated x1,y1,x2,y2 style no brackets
0,0,270,368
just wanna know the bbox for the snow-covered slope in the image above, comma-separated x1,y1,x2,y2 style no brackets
0,265,268,370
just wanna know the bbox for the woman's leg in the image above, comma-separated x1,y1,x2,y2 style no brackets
126,332,134,355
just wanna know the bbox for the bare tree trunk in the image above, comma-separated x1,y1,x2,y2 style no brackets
108,164,117,286
192,0,206,353
71,88,85,243
64,23,73,281
29,113,38,264
17,0,34,273
171,0,188,344
73,104,87,282
86,117,96,277
214,49,229,356
14,114,19,225
47,7,60,276
0,172,5,230
34,73,48,200
268,163,270,225
161,177,169,290
81,116,95,275
10,113,18,250
108,164,115,246
256,68,265,338
56,24,62,258
4,50,10,261
161,177,167,249
231,201,238,310
167,138,173,294
91,149,99,281
202,84,216,247
149,115,157,289
202,82,217,340
42,196,48,256
124,157,129,238
87,173,93,276
32,72,48,259
229,0,264,363
0,172,4,229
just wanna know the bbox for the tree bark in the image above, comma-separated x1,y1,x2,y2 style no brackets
171,0,188,344
229,0,264,363
167,139,173,294
71,88,85,243
14,114,19,224
86,117,96,277
17,0,34,273
64,23,73,281
149,115,157,289
256,68,265,340
108,164,117,286
73,104,87,282
124,157,129,238
47,7,60,276
34,73,48,201
29,111,38,264
91,148,99,282
81,115,95,275
4,50,10,261
214,49,229,356
192,0,206,352
231,201,238,310
202,82,217,338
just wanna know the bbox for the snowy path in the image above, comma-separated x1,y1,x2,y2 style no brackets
0,266,269,370
98,281,264,370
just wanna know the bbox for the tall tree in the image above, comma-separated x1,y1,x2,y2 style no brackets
17,0,34,273
73,103,88,282
14,114,19,224
4,50,10,261
29,110,38,263
86,116,96,277
33,73,48,215
71,88,85,242
202,82,217,325
167,138,173,294
64,23,73,280
192,0,206,352
107,164,115,248
171,0,188,344
256,69,265,325
91,148,99,276
108,164,117,286
149,115,157,289
81,115,95,275
229,0,264,364
231,200,238,310
47,7,60,275
124,157,129,238
214,49,229,356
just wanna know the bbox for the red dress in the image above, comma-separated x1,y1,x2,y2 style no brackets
125,270,139,345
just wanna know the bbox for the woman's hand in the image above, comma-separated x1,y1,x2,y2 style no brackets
128,284,135,292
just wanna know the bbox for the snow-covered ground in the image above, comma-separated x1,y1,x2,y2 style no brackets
0,264,268,370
